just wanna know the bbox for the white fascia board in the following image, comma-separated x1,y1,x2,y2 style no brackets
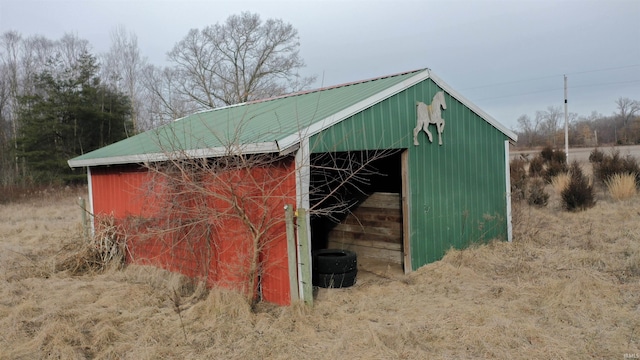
428,71,518,142
277,69,433,150
67,141,280,168
505,140,513,242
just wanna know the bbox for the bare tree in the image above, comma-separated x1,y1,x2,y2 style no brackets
102,26,147,133
537,105,563,147
615,97,640,144
0,31,22,174
516,114,541,147
168,12,315,110
141,64,199,127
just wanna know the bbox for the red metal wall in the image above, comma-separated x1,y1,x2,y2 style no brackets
90,159,297,305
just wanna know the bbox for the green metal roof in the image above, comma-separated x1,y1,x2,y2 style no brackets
68,68,516,168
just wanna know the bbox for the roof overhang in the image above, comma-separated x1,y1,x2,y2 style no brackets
68,141,280,168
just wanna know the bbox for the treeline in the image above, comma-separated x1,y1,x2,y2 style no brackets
514,99,640,149
0,12,312,188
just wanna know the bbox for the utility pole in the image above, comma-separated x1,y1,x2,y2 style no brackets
564,75,569,163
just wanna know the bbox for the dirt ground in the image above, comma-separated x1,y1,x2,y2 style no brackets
1,184,639,359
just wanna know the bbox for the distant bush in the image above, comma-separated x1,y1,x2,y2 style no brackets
589,148,605,163
592,149,640,186
510,158,528,201
544,159,568,183
551,149,567,164
540,145,554,162
529,156,545,178
606,173,637,201
622,156,640,187
527,178,549,207
562,161,596,211
528,147,568,183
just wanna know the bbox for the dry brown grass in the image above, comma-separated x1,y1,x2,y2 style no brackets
1,187,640,359
550,172,571,194
606,173,638,201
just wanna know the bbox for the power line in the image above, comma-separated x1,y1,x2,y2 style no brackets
460,64,640,92
567,64,640,76
474,79,639,102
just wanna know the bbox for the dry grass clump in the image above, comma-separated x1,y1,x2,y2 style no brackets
1,188,640,359
550,172,570,194
606,173,637,201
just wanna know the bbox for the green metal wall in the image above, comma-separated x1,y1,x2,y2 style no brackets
309,78,510,270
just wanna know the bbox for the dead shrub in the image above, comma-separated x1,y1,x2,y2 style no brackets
588,147,605,163
510,158,528,201
55,216,127,274
527,178,549,207
528,156,544,178
543,158,568,183
540,145,554,162
561,161,596,211
605,173,637,201
593,149,640,186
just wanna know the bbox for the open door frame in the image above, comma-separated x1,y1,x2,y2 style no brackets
401,149,412,273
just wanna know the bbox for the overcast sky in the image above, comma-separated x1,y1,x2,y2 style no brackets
1,0,638,130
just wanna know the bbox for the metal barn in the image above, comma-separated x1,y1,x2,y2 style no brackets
68,68,517,305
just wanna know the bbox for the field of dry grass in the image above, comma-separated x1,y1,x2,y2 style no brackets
1,184,639,359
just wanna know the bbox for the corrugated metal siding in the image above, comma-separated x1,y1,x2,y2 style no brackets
89,158,296,305
90,165,151,217
309,79,509,270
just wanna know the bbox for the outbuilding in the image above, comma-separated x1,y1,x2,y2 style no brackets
69,68,517,305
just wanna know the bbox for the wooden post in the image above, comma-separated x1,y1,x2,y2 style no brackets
284,205,299,303
297,208,313,306
78,197,89,241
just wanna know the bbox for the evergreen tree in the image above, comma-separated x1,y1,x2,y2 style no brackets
17,51,132,184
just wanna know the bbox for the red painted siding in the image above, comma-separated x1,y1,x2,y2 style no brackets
90,158,297,305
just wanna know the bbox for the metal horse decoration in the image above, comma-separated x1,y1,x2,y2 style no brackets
413,91,447,146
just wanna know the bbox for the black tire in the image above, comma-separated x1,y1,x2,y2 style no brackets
313,249,357,274
315,269,357,288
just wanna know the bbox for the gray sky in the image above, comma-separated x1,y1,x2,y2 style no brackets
1,0,638,130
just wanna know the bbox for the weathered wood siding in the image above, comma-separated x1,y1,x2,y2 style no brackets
328,192,402,264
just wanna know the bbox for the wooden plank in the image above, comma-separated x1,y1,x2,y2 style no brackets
329,229,401,244
359,192,401,210
342,214,403,228
328,241,402,264
332,223,402,238
328,238,402,251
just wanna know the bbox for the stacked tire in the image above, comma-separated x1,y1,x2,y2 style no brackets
312,249,357,288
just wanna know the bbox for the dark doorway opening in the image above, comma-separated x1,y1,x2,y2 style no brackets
309,150,405,273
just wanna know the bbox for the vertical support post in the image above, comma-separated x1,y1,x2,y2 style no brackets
79,197,89,241
284,205,299,303
401,150,412,273
564,75,569,163
505,140,513,242
297,208,313,306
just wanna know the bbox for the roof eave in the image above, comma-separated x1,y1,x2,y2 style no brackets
67,141,281,168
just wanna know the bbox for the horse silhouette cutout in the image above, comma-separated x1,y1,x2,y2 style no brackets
413,91,447,146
